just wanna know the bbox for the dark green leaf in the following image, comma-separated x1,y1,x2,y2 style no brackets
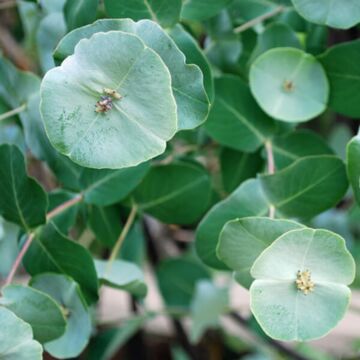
347,132,360,205
181,0,233,21
64,0,99,30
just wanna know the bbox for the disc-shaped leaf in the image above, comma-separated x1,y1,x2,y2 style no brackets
291,0,360,29
205,75,275,152
347,132,360,206
41,31,177,169
217,217,305,288
249,48,329,122
196,179,269,270
0,218,19,277
250,228,355,341
134,162,212,225
104,0,182,28
0,144,48,231
80,162,149,206
319,40,360,118
272,129,333,169
157,257,210,308
0,285,66,344
0,307,42,359
95,259,147,298
23,222,99,304
31,273,92,359
181,0,233,21
54,19,210,130
64,0,98,31
260,155,348,219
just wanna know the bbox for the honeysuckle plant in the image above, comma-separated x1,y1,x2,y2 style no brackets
0,0,360,359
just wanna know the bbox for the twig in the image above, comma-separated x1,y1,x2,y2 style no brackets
230,312,310,360
234,6,284,34
265,140,276,219
107,203,138,268
4,195,84,286
0,104,26,121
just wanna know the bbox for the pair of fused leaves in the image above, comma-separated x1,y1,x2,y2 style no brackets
41,18,210,169
218,218,355,341
196,152,348,269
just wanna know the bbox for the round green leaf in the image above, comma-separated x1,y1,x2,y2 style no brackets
260,155,348,219
196,179,269,270
104,0,182,28
249,48,329,122
217,217,305,288
0,285,66,344
31,273,92,359
347,132,360,206
54,19,210,130
95,259,147,298
291,0,360,29
0,307,42,359
41,31,177,169
134,162,212,225
250,228,355,341
205,75,275,152
157,257,210,308
181,0,233,21
319,40,360,118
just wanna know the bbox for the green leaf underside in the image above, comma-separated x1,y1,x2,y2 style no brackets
272,129,334,169
250,228,355,341
134,162,212,224
260,155,348,219
41,30,177,169
0,144,48,231
250,48,329,122
157,257,210,308
181,0,233,21
0,285,66,344
54,19,210,130
347,133,360,206
31,273,92,359
217,217,305,288
319,39,360,118
104,0,182,28
95,259,147,298
24,222,99,304
0,307,42,359
196,179,269,270
291,0,360,29
190,281,228,343
205,75,275,152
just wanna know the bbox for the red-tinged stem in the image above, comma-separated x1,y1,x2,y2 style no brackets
265,141,276,219
4,194,83,286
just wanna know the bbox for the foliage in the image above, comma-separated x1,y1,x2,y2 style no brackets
0,0,360,359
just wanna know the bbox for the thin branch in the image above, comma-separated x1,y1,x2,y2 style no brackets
234,6,284,34
4,195,84,286
0,104,26,122
230,312,310,360
4,233,34,286
265,140,276,219
107,203,138,268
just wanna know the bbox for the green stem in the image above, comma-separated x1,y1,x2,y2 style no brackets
265,140,276,219
0,103,26,121
107,203,138,269
233,6,284,34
